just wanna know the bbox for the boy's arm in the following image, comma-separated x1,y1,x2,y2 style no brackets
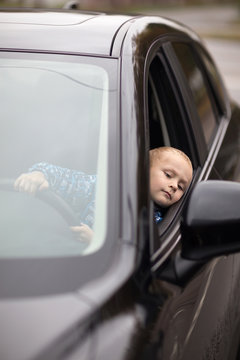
28,162,96,202
14,162,96,228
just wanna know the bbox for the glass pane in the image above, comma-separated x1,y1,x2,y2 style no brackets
173,43,217,144
0,54,113,258
200,47,228,115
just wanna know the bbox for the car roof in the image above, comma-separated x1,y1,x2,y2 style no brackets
0,8,201,57
0,9,134,56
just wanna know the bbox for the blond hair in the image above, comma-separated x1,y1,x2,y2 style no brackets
149,146,192,170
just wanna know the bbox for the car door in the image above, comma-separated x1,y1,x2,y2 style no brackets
144,37,240,359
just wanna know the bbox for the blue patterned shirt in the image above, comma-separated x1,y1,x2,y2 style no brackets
154,209,163,224
154,205,166,224
29,162,96,227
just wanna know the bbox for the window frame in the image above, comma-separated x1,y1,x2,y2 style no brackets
144,35,227,266
0,51,121,297
144,38,201,259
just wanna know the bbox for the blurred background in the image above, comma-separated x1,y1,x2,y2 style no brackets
1,0,240,103
0,0,240,17
1,0,239,41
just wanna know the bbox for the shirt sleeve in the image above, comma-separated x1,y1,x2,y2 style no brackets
29,162,96,227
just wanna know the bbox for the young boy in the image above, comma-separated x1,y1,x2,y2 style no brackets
149,147,193,223
14,146,193,241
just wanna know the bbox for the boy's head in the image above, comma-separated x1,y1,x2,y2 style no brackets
149,146,193,208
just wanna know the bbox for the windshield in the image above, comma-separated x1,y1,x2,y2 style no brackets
0,52,117,260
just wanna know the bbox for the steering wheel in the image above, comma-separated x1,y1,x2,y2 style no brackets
0,178,80,226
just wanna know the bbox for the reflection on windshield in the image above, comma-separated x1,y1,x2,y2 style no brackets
0,55,110,258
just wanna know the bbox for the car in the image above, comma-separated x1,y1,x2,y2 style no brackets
1,4,240,360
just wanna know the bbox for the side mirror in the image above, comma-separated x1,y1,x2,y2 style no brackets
181,180,240,261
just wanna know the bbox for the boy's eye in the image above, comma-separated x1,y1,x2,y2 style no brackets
164,172,171,178
178,185,183,191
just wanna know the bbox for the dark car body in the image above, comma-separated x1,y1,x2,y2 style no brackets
1,7,240,360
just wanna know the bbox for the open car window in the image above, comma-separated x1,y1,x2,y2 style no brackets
147,46,198,252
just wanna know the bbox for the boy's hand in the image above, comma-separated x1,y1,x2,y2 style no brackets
70,224,93,245
14,171,49,195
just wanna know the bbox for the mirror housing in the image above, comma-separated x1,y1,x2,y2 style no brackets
181,180,240,261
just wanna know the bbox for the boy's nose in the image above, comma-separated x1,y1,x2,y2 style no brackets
169,182,177,191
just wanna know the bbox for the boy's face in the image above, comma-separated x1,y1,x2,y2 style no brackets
150,151,192,208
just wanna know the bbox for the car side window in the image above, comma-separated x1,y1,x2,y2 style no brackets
147,50,197,249
148,52,193,158
172,42,218,146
